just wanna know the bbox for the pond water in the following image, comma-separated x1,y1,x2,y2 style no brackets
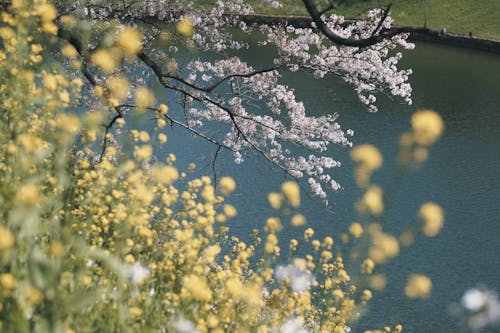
138,40,500,332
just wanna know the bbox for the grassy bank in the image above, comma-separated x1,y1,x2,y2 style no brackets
197,0,500,41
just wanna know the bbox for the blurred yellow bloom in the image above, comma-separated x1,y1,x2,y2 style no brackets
139,131,150,142
349,222,363,238
176,18,194,37
151,165,179,185
369,231,399,264
107,76,129,102
357,185,383,216
116,26,142,56
15,184,41,205
135,86,155,110
291,214,306,227
50,241,65,257
265,217,282,232
419,202,444,237
135,145,152,160
0,273,16,289
129,307,142,317
26,287,44,305
61,43,78,58
182,274,212,302
351,144,383,170
361,289,373,301
405,274,432,299
223,204,237,218
218,176,236,195
43,73,57,91
35,3,57,22
158,133,168,144
267,192,283,209
369,274,387,291
91,49,119,73
411,109,444,146
282,181,300,207
361,258,375,275
0,227,15,251
56,114,81,134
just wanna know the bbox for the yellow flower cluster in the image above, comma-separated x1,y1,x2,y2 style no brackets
405,274,432,299
351,144,383,187
419,202,445,237
400,109,444,165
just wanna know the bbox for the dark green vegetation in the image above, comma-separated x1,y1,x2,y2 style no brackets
196,0,500,40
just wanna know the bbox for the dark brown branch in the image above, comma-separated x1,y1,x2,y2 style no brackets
99,113,122,163
212,145,221,188
302,0,409,47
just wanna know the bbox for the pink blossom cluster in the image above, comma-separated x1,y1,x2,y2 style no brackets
56,0,415,203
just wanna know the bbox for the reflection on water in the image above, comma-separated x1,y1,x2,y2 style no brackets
138,41,500,332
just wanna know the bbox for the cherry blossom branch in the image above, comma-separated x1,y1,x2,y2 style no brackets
302,0,409,47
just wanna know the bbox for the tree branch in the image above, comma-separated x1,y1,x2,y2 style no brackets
301,0,409,47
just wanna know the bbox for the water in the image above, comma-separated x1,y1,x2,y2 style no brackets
138,41,500,332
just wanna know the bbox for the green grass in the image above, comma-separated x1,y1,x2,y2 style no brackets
196,0,500,40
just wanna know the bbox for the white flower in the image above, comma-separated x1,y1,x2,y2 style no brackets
126,262,150,285
462,288,490,311
170,316,200,333
275,258,314,293
460,287,500,330
280,317,309,333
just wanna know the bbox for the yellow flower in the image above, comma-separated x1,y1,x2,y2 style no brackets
0,227,15,251
361,289,373,301
361,258,375,275
267,192,283,209
369,231,399,264
0,273,15,289
139,131,150,142
218,176,236,195
159,103,169,115
116,26,142,56
135,87,155,110
264,234,278,253
26,287,44,305
176,18,194,37
158,133,168,144
50,241,65,257
281,181,300,207
80,275,92,286
151,165,179,185
182,274,212,302
61,43,78,58
107,76,130,102
134,145,152,160
369,274,387,291
223,204,237,218
419,202,444,237
15,184,41,205
349,222,363,238
36,3,57,22
56,114,81,134
351,144,383,170
405,274,432,299
43,73,57,91
411,109,444,146
357,185,383,216
265,217,282,232
91,49,119,73
129,306,142,317
291,214,306,227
